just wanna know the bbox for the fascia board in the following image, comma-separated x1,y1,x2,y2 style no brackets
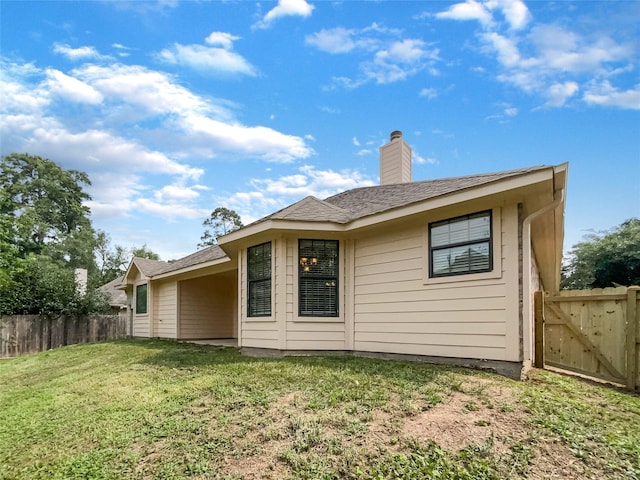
151,256,233,280
122,260,142,284
348,169,554,231
220,168,554,241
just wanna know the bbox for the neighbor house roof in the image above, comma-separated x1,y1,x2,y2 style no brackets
255,165,549,226
97,275,127,307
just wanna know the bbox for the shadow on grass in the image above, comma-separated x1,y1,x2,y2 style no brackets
122,337,474,391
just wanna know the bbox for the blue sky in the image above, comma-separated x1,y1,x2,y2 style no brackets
1,0,639,261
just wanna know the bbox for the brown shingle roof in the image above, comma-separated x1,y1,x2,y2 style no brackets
97,275,127,307
153,244,228,276
133,257,169,276
256,165,548,225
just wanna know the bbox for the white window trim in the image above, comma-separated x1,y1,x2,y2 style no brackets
423,207,502,285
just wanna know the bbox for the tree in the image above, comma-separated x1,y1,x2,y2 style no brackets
198,207,243,248
95,232,161,285
0,153,96,270
561,218,640,289
0,153,107,315
132,244,161,260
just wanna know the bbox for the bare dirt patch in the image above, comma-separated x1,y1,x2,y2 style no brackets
400,380,597,480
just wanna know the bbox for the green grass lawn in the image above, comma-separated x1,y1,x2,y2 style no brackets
1,339,638,480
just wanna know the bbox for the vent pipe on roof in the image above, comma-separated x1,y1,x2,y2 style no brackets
379,130,412,185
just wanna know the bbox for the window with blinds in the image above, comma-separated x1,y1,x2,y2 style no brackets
247,242,272,317
429,210,492,277
298,239,339,317
136,283,148,314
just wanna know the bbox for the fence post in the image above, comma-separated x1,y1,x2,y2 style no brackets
627,287,639,392
534,290,545,368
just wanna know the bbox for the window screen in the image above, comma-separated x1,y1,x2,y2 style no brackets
136,283,148,314
247,242,272,316
299,239,339,317
429,211,492,277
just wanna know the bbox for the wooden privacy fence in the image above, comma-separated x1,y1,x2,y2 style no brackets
0,314,129,358
534,286,640,391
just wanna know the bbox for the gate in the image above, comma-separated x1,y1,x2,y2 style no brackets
534,287,639,391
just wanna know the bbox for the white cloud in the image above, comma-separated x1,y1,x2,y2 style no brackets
254,0,314,29
45,69,103,104
53,43,108,61
352,137,361,146
205,32,240,49
544,81,579,107
529,25,631,74
436,0,493,26
225,165,375,221
1,54,317,230
306,27,358,54
158,38,256,76
480,32,532,69
0,64,50,114
489,0,530,30
435,0,530,30
155,184,201,202
135,198,207,220
74,64,233,120
440,3,637,110
419,87,438,99
583,81,640,110
179,114,314,162
357,149,372,156
413,152,437,165
308,25,439,87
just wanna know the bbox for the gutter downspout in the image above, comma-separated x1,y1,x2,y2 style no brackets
521,187,565,366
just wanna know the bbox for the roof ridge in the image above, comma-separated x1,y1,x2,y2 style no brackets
324,165,548,201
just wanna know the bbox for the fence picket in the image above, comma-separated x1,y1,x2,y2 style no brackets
0,314,128,358
539,286,640,391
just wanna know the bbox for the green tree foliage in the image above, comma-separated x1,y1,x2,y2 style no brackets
95,232,161,285
198,207,243,248
0,153,96,268
561,218,640,289
131,244,161,260
0,153,108,315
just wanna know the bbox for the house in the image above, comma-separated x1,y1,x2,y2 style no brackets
97,275,129,322
119,131,567,378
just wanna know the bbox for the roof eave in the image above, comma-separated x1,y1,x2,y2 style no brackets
151,256,233,280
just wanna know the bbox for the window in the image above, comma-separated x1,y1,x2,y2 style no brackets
299,239,339,317
136,283,148,314
247,242,272,317
429,210,492,277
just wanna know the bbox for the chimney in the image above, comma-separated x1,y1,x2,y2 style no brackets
379,130,412,185
74,268,87,296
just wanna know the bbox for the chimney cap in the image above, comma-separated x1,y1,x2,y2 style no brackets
390,130,402,141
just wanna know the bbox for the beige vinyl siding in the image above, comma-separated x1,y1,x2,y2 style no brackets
179,272,236,339
153,280,177,338
133,313,150,337
353,205,520,362
285,237,346,351
240,246,278,349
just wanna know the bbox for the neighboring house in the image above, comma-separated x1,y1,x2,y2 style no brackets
98,275,128,312
119,131,567,378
